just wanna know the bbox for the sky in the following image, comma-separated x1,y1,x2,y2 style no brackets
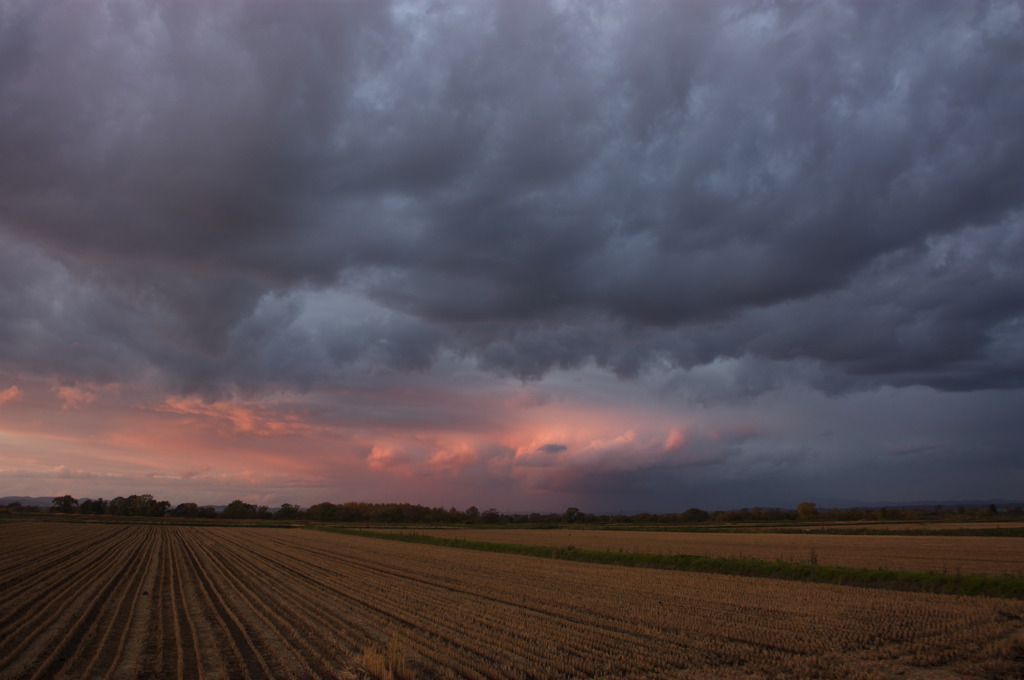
1,0,1022,513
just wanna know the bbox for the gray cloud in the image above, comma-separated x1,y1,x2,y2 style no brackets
1,0,1022,398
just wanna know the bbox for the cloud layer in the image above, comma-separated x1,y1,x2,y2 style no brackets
1,1,1022,509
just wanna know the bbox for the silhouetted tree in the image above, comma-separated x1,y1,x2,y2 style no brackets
128,494,155,516
223,499,258,519
173,502,200,518
563,507,583,523
681,507,709,522
51,495,78,513
306,502,338,521
796,502,819,520
149,500,171,517
79,498,107,514
274,503,303,520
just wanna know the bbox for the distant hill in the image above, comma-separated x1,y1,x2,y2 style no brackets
0,496,55,508
808,497,1024,510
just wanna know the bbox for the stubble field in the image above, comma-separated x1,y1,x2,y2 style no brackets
2,521,1023,680
385,527,1024,576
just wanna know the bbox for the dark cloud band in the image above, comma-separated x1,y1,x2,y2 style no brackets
1,0,1022,395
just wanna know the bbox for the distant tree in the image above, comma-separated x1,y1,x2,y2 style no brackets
96,494,169,516
274,503,303,520
424,506,452,523
128,494,155,516
173,502,200,518
681,507,709,522
377,505,404,522
481,508,502,524
51,495,79,513
79,498,107,514
306,502,338,522
464,506,480,523
149,500,171,517
563,507,583,523
796,502,819,521
223,499,258,519
344,502,370,521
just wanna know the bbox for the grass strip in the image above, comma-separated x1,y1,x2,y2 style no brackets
311,526,1024,600
586,524,1024,537
765,527,1024,537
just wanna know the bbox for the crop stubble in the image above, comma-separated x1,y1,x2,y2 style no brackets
1,521,1022,679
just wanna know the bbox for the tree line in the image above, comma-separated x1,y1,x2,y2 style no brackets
17,495,1020,524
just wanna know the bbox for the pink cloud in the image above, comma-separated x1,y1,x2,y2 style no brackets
506,427,688,474
0,385,21,405
428,444,479,471
0,367,752,509
366,444,417,476
56,385,97,410
157,395,328,438
180,466,211,479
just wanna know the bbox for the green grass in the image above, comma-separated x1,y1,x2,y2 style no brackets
311,526,1024,600
622,526,1024,537
770,524,1024,536
583,522,1024,537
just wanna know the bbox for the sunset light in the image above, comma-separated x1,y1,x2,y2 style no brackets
1,0,1021,514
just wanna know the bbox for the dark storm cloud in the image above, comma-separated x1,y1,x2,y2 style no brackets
1,0,1022,393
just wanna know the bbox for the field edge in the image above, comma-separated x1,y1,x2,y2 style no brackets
310,526,1024,600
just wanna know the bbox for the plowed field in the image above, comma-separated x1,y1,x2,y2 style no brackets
2,521,1023,679
388,528,1024,576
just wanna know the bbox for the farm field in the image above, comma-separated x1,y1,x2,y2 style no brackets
789,521,1024,532
686,520,1024,533
387,527,1024,576
2,521,1023,680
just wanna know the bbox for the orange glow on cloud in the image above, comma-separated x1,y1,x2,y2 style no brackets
0,385,22,405
56,385,97,410
367,444,413,475
664,427,687,450
158,396,329,438
497,393,694,475
428,443,479,471
0,371,715,506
